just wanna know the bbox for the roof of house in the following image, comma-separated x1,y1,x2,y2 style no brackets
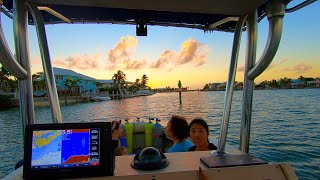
291,79,303,84
53,67,96,81
98,80,133,84
98,80,114,84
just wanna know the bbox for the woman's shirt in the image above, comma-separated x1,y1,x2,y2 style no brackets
168,139,193,153
188,143,217,151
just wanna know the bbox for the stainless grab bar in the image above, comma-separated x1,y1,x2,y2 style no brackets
13,0,36,133
239,10,258,153
27,2,63,124
247,0,285,80
286,0,318,13
0,13,27,79
215,15,247,155
0,5,13,19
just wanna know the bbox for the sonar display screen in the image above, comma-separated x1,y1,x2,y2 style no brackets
31,128,100,169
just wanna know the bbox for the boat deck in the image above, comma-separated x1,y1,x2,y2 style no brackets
3,150,296,180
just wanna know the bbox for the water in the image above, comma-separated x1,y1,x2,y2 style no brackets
0,89,319,179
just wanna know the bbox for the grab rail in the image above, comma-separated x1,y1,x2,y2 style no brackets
0,13,27,79
247,0,285,80
239,10,258,153
37,7,72,23
285,0,318,13
215,15,247,155
0,5,13,19
13,0,36,133
27,2,63,124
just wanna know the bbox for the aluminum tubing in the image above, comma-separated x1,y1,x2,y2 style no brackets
27,2,63,123
239,11,258,153
216,16,247,154
0,14,27,79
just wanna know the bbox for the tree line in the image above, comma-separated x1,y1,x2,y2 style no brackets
203,76,318,90
99,70,150,95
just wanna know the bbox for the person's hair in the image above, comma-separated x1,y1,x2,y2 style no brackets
169,115,189,140
189,118,209,134
189,118,210,143
111,120,121,133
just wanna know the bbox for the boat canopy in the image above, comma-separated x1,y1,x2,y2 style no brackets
2,0,270,32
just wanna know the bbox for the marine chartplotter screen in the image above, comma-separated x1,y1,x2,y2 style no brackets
31,128,100,169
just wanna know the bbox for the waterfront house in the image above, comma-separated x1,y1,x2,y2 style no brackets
291,79,305,88
97,79,134,88
208,82,227,90
34,67,97,96
307,78,320,87
316,78,320,87
155,88,170,92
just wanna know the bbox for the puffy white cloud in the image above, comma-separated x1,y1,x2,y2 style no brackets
106,36,144,70
283,62,312,73
237,58,289,72
151,39,209,69
53,54,101,70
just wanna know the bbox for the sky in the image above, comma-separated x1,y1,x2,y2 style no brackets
1,1,320,89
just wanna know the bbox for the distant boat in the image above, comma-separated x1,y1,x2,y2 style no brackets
33,91,46,97
90,96,111,101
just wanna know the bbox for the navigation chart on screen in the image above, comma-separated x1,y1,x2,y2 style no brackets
31,129,92,167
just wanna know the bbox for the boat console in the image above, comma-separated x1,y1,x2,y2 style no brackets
5,150,297,180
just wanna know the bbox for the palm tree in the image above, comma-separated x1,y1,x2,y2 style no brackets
141,74,148,88
32,72,46,93
62,77,81,105
0,65,17,94
203,84,209,90
135,79,140,86
94,81,103,91
298,75,307,87
112,70,126,98
279,77,292,88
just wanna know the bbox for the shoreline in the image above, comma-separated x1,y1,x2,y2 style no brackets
1,87,319,109
201,86,320,91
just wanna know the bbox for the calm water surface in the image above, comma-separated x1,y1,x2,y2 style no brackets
0,89,319,179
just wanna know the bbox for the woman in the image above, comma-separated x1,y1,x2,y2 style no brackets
111,120,128,156
165,115,193,153
188,118,217,151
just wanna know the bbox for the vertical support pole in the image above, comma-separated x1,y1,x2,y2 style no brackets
215,16,247,155
178,80,182,105
27,3,62,123
13,0,35,133
240,10,258,153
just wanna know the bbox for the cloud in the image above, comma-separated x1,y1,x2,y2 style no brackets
51,37,208,72
151,39,209,69
106,35,143,70
237,58,289,72
283,62,312,73
125,60,145,70
177,39,209,66
237,65,245,72
53,54,101,70
150,50,175,68
268,58,288,69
